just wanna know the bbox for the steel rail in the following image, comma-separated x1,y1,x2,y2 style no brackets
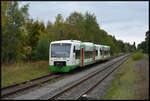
1,53,126,98
1,73,63,98
76,55,130,100
49,54,130,100
1,54,122,91
1,73,55,90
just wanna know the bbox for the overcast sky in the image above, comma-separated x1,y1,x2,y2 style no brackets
19,1,149,47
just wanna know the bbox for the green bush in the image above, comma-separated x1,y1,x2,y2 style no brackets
35,35,50,60
132,51,145,61
144,54,149,61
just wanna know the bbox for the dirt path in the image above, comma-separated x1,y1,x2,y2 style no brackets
133,59,149,100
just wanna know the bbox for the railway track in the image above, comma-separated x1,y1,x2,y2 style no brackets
48,54,130,100
1,73,63,98
1,54,125,99
77,54,130,100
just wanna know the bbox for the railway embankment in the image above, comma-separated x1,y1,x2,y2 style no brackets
4,54,128,99
1,61,51,88
1,54,123,88
101,52,149,100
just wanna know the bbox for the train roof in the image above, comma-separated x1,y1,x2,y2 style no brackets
51,40,81,44
50,40,110,49
82,42,94,45
99,45,110,50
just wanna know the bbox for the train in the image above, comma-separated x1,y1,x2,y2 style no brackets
49,40,110,72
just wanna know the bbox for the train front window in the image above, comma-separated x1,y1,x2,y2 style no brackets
51,43,71,58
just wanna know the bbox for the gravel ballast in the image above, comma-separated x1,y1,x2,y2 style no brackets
12,55,128,100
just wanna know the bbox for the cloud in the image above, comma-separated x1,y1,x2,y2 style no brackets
101,21,148,46
19,1,148,46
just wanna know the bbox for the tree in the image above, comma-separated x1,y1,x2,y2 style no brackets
53,14,66,40
26,20,46,60
55,14,64,25
34,34,49,60
66,11,85,41
137,30,149,54
124,43,130,53
145,30,149,41
132,42,136,51
1,1,11,27
2,1,29,64
84,12,100,42
47,20,53,29
46,20,54,41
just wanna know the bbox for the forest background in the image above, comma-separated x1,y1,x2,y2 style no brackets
1,1,148,65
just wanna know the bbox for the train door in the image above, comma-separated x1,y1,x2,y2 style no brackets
93,48,95,63
73,46,76,65
102,48,104,60
81,47,84,67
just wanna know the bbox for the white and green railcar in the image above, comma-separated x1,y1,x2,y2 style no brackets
49,40,110,72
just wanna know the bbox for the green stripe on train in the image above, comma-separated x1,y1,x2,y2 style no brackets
49,64,79,72
50,56,110,72
50,60,94,72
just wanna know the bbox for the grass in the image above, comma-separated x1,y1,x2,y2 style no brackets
102,58,135,100
131,50,149,61
112,52,124,57
1,61,51,88
132,51,145,61
102,53,149,100
135,59,149,100
51,79,56,83
37,82,43,88
143,54,149,61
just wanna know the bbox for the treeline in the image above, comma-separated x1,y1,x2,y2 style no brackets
2,1,136,65
137,30,149,54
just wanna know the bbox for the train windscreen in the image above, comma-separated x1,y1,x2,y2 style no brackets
51,43,71,58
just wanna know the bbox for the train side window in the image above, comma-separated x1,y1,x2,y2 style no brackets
100,49,102,55
84,51,87,59
96,49,98,56
85,51,87,59
85,51,88,59
105,50,107,55
84,51,93,59
75,50,80,59
104,50,106,55
73,46,75,53
90,51,93,58
91,51,93,58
